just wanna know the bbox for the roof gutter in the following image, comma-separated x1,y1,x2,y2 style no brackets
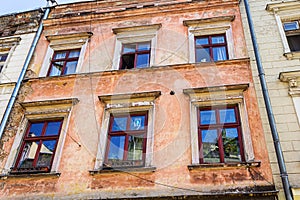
0,6,51,139
242,0,293,199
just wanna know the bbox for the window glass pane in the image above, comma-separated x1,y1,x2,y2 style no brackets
37,140,56,168
283,21,299,31
112,117,127,131
212,47,227,61
18,141,39,169
212,36,225,44
137,42,150,51
54,52,67,59
45,121,62,136
28,122,44,137
0,54,8,61
123,44,136,53
287,35,300,52
64,61,78,75
196,48,210,62
136,54,150,68
219,108,236,123
196,37,209,45
121,54,135,69
108,136,125,160
201,129,219,163
128,135,144,161
200,110,216,125
130,116,145,130
222,128,241,162
49,61,64,76
69,50,80,58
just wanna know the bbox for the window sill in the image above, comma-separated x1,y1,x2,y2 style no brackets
284,51,300,60
187,161,261,170
89,166,156,175
0,172,61,179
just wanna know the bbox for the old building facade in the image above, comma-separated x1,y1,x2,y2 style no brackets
240,0,300,199
0,0,276,199
0,10,43,124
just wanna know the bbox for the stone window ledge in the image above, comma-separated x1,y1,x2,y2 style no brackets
284,51,300,60
89,166,156,175
187,161,261,170
0,172,61,179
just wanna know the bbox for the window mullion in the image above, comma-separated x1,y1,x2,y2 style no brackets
32,139,43,168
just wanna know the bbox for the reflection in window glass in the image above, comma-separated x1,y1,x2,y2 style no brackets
136,54,150,68
18,141,39,169
201,129,220,163
37,140,56,167
196,48,210,62
108,136,125,160
130,116,145,130
65,61,78,75
112,117,127,131
200,110,216,125
222,128,241,162
212,47,227,61
45,121,62,136
28,123,44,137
128,135,144,160
219,108,236,123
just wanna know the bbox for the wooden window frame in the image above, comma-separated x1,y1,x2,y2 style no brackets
197,105,245,164
104,112,148,168
119,42,151,70
11,119,63,174
47,49,81,76
195,34,228,62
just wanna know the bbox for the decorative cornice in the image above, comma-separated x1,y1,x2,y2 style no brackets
112,24,161,34
0,36,21,51
183,15,235,27
266,1,300,12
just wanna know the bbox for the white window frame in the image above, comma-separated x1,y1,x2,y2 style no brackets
94,91,161,170
267,1,300,59
2,98,78,175
111,24,161,70
183,16,235,63
39,32,92,77
183,84,255,165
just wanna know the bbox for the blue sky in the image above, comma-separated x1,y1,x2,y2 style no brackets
0,0,87,16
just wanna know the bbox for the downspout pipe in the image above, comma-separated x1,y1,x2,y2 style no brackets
242,0,293,199
0,6,51,139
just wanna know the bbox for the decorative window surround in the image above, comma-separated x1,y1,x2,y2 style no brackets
279,70,300,125
183,16,235,63
183,84,255,166
39,32,92,77
2,98,79,176
112,24,161,70
266,1,300,59
93,91,161,172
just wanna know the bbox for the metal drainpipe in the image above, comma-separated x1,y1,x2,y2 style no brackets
242,0,293,199
0,6,51,139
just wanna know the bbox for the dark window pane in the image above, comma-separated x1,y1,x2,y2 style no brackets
127,135,144,161
112,117,127,131
212,36,225,44
49,61,64,76
130,116,145,130
108,136,125,160
0,54,8,61
69,50,80,58
196,48,210,62
121,54,135,69
200,110,216,125
45,122,62,136
37,140,56,168
136,54,149,68
137,43,150,51
64,61,78,75
202,129,219,163
212,47,227,61
219,108,236,124
222,128,241,162
18,141,39,169
196,37,209,45
28,122,44,137
54,52,67,59
123,44,136,53
287,35,300,52
0,65,3,73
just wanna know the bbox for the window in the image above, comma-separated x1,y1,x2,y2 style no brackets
11,120,63,174
112,24,161,70
105,112,148,168
283,20,300,52
198,105,245,163
184,16,235,63
195,34,228,62
0,53,8,73
47,49,81,76
120,42,151,69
